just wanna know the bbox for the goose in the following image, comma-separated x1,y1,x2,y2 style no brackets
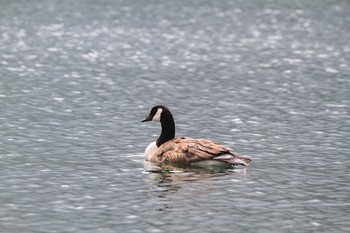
142,105,251,167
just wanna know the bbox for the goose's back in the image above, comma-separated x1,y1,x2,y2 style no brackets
152,137,241,164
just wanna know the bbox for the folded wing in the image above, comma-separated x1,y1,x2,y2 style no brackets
153,137,250,166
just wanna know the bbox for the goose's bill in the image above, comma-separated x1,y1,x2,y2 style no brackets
141,115,152,122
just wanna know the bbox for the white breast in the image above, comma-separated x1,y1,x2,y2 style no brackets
144,141,158,161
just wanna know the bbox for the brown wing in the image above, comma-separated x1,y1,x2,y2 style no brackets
153,137,241,164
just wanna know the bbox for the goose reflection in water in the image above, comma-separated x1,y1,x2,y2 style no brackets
144,161,248,195
142,161,249,221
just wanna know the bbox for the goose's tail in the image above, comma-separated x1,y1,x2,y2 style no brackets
228,156,251,166
214,154,251,166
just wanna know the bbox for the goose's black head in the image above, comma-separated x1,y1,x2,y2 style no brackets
142,105,169,123
142,105,175,146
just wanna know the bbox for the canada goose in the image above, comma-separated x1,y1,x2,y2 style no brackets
142,105,251,167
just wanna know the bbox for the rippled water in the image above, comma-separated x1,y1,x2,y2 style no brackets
1,0,350,232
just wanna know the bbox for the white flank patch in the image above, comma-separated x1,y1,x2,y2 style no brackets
144,141,158,161
152,108,163,122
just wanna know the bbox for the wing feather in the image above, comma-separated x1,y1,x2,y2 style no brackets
151,137,247,165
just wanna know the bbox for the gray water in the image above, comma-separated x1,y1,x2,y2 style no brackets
1,0,350,232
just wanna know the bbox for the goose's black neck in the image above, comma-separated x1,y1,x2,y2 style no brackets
156,109,175,147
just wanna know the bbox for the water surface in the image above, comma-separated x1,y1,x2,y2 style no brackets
0,0,349,232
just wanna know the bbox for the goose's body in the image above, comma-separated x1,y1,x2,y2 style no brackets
142,105,251,167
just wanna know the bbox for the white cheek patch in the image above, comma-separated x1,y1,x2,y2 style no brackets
152,108,163,122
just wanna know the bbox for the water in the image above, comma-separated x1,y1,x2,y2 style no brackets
1,0,350,232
